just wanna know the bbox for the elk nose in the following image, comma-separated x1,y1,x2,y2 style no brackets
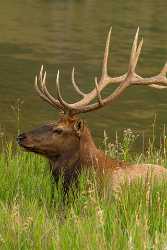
16,133,27,142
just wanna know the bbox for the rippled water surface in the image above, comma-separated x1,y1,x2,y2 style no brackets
0,0,167,143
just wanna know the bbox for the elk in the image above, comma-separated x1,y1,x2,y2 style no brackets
17,28,167,193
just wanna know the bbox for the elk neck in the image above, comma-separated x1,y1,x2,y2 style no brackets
79,126,124,171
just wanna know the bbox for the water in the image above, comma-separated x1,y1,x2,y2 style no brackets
0,0,167,144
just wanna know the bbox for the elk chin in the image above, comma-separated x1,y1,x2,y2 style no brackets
18,142,36,153
22,144,61,160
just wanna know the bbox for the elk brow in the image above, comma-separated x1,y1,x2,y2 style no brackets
31,124,53,135
53,127,63,134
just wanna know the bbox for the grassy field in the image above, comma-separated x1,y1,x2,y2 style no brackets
0,129,167,249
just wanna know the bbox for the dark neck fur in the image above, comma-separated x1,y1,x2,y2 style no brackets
49,147,81,192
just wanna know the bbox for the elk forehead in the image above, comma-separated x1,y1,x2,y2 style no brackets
57,115,80,129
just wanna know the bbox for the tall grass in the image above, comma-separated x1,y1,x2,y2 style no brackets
0,128,167,249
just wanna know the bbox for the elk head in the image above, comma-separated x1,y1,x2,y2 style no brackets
17,27,167,164
17,115,85,160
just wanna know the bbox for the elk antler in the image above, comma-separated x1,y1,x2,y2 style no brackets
35,27,167,115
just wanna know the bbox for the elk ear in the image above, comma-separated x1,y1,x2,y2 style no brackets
74,119,84,137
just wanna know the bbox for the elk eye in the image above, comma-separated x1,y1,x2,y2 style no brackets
53,128,63,134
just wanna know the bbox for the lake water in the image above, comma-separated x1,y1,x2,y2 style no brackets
0,0,167,145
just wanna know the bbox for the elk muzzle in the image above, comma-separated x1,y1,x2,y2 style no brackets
17,132,34,151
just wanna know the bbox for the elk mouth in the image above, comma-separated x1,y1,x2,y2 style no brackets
17,141,35,152
18,142,46,155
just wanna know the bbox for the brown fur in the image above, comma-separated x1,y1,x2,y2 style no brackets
17,115,167,192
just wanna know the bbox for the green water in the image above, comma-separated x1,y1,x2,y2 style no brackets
0,0,167,144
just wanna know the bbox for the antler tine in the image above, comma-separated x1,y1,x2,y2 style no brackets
40,69,53,101
39,65,44,82
56,70,64,105
95,77,103,105
34,75,47,101
72,67,86,97
56,70,74,112
101,26,112,78
160,62,167,76
133,38,143,72
128,27,141,74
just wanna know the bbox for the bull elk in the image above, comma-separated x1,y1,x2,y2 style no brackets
17,28,167,193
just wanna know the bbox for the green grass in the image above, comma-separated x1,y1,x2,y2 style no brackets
1,129,167,249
